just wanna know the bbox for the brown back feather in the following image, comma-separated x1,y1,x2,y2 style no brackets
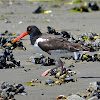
38,37,90,52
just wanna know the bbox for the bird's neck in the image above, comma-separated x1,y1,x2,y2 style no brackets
30,34,42,45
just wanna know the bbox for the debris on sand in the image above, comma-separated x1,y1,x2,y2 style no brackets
29,54,55,66
33,5,52,14
57,95,67,100
57,81,100,100
33,6,44,14
0,31,26,69
72,6,89,12
88,2,99,11
0,47,21,69
27,68,77,86
0,30,26,50
71,2,100,13
0,82,27,100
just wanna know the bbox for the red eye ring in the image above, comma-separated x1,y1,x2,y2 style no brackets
28,27,31,31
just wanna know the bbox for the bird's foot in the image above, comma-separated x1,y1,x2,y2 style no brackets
41,69,51,76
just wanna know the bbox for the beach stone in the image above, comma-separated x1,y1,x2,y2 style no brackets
89,82,100,90
88,96,98,100
67,94,85,100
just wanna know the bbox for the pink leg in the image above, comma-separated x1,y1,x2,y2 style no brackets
51,58,63,74
59,59,63,74
42,58,63,76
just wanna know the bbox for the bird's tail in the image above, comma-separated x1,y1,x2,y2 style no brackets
80,45,96,52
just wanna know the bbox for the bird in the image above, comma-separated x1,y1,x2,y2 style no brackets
12,25,91,76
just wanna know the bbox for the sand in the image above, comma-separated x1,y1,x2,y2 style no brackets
0,0,100,100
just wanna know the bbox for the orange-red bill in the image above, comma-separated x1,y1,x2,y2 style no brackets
12,31,28,43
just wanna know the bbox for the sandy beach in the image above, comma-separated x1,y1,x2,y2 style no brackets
0,0,100,100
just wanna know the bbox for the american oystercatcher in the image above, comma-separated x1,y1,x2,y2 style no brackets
12,25,90,76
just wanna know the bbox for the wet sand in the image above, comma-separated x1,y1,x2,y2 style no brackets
0,0,100,100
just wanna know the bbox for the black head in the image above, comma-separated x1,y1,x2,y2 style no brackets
27,25,42,35
27,25,42,45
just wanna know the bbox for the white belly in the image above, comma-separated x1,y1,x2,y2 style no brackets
34,44,74,59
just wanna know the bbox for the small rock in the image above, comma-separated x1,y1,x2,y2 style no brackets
67,94,85,100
